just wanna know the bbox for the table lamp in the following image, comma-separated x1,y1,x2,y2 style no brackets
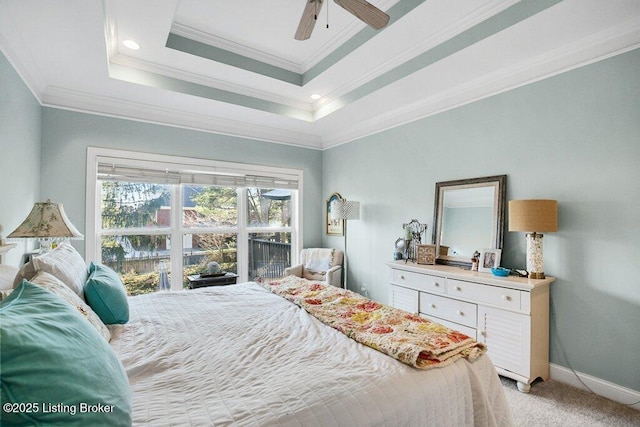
508,199,557,279
7,199,84,253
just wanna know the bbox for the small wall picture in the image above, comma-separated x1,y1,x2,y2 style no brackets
417,244,436,265
478,248,502,273
326,192,344,236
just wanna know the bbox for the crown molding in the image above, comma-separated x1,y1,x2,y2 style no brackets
110,53,313,112
0,2,48,101
41,86,323,150
313,0,519,117
321,18,640,149
170,23,303,74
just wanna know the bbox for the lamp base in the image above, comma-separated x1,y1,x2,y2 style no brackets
528,271,546,279
525,233,545,280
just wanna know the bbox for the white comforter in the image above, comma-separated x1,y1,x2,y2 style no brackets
110,282,512,426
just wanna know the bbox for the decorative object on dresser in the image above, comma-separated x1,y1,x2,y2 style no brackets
329,198,360,289
7,200,83,253
416,244,436,265
387,261,554,393
402,219,427,262
432,175,506,268
478,248,502,273
393,237,405,261
508,199,558,279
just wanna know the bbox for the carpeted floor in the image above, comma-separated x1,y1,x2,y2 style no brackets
500,377,640,426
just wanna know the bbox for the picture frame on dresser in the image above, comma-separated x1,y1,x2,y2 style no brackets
478,248,501,273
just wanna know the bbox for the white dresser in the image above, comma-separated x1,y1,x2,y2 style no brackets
387,261,554,392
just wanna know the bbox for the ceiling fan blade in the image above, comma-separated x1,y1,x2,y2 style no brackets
334,0,389,30
295,0,325,41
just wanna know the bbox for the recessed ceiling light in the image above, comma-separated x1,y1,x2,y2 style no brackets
122,39,140,50
310,94,321,100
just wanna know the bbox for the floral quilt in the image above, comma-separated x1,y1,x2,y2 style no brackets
260,276,486,370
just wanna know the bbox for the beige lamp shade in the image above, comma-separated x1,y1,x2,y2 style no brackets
508,200,558,232
8,200,83,239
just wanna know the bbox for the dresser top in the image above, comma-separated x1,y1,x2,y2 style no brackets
387,260,554,291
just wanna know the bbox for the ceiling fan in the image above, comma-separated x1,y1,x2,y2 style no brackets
295,0,390,40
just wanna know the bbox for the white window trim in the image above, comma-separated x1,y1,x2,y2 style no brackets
86,146,303,286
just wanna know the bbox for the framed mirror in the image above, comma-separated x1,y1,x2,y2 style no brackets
432,175,506,268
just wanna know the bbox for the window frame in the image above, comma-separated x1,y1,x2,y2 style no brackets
86,147,303,289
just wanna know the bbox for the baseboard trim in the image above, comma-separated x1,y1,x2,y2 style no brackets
550,363,639,410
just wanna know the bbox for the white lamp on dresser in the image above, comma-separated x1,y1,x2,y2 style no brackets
508,199,558,279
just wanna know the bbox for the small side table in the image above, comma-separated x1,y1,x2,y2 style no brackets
187,273,238,289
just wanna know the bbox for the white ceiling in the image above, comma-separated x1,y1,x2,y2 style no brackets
1,0,639,150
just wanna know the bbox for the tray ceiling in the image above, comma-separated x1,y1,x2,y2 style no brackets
1,0,639,149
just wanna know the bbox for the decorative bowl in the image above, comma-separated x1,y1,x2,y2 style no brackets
491,267,510,277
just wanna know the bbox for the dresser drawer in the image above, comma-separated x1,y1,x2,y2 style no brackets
419,293,477,328
391,269,445,294
388,284,419,313
420,314,477,339
447,279,522,311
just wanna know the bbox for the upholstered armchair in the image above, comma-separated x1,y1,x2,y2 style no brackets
283,248,344,288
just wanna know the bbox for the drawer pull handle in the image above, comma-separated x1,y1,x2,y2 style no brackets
457,310,464,316
455,286,462,292
434,282,440,287
400,275,405,280
430,303,436,309
502,295,511,301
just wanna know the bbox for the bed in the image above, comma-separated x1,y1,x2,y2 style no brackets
1,242,512,426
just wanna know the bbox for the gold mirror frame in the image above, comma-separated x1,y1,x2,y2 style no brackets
432,175,507,268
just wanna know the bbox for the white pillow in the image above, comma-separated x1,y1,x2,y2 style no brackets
21,242,89,299
29,271,111,342
1,264,19,290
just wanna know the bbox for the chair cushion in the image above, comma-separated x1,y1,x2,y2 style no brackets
302,248,334,272
0,281,131,426
303,270,327,281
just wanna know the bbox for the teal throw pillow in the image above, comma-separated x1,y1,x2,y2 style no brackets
85,262,129,324
0,281,132,426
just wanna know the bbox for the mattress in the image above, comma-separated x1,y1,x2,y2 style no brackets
109,282,512,426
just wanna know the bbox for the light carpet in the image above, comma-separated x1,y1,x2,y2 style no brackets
501,377,640,426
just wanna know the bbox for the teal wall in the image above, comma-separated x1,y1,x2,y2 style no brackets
322,48,640,391
0,52,41,265
39,108,324,256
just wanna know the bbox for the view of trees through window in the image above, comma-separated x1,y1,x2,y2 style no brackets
99,181,293,296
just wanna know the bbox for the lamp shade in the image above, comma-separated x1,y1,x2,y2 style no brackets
508,199,558,232
330,200,360,221
8,200,83,239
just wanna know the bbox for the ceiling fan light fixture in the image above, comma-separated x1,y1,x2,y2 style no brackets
122,39,140,50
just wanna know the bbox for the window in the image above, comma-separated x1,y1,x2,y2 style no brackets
86,148,302,295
